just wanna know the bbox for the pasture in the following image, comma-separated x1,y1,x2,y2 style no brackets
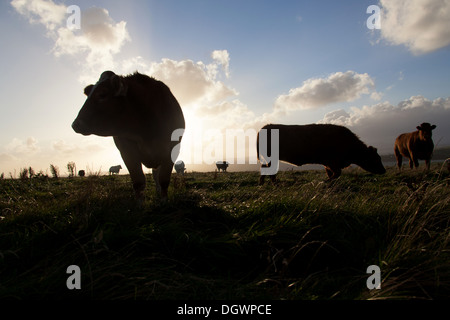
0,164,449,300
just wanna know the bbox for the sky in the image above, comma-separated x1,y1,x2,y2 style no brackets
1,0,450,176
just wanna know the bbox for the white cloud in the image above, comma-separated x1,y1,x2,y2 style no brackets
11,0,66,31
196,99,255,129
379,0,450,54
53,7,130,56
319,95,450,153
54,7,130,83
5,137,40,154
274,71,376,114
52,139,79,154
370,91,383,101
211,50,230,78
12,1,131,84
52,139,107,156
148,57,237,106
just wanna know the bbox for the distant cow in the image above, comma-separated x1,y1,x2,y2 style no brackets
174,160,186,174
394,123,436,170
216,161,229,172
109,165,122,175
72,71,185,200
257,124,386,184
78,170,85,177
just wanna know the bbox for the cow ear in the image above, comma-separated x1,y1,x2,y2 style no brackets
431,125,436,130
111,75,128,97
416,126,422,131
84,85,94,96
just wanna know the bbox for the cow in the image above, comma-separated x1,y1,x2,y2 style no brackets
257,124,386,184
216,161,229,172
72,71,185,200
78,170,85,177
109,165,122,175
174,160,186,174
394,123,436,171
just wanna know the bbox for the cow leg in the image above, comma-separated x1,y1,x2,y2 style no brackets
114,137,146,200
394,148,402,170
407,157,413,169
157,160,174,200
259,174,265,185
325,166,341,180
413,157,420,169
425,159,431,170
325,167,334,179
122,158,145,199
152,167,161,194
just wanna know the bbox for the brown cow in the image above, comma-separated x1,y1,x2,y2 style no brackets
257,124,386,184
394,123,436,170
72,71,185,200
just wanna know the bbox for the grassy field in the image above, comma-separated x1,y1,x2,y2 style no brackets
0,163,449,300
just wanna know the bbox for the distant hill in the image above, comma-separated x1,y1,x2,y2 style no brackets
381,146,450,162
179,146,450,173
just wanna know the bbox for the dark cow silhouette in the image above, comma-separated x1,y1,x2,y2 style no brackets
72,71,185,200
174,160,186,174
78,170,85,177
394,123,436,170
109,165,122,175
257,124,386,184
216,161,229,172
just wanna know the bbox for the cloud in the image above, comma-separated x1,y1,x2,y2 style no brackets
148,56,237,106
5,137,40,154
274,71,376,114
11,0,66,31
53,7,130,56
379,0,450,54
196,100,256,129
319,95,450,153
12,1,130,83
54,7,130,83
52,139,106,155
211,50,230,78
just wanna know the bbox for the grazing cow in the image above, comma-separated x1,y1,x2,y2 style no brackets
216,161,229,172
257,124,386,184
72,71,185,200
394,123,436,170
78,170,85,177
109,165,122,175
174,160,186,174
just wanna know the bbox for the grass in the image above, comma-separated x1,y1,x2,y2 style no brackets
0,164,449,300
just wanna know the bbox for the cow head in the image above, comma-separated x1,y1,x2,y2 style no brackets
72,71,129,136
359,146,386,175
416,123,436,141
